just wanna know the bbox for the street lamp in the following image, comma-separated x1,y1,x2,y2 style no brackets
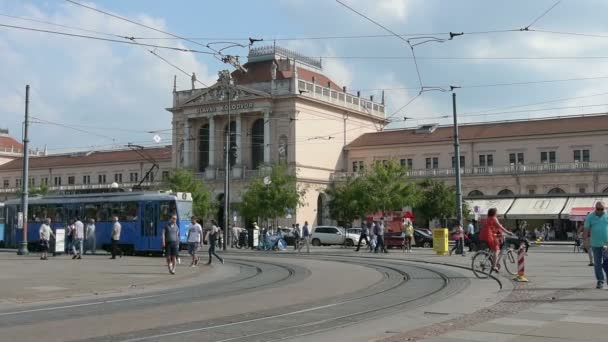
451,89,463,232
219,70,237,251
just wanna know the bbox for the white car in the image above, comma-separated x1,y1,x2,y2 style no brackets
311,226,360,247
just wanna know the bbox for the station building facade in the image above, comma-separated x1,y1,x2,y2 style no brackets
168,46,387,226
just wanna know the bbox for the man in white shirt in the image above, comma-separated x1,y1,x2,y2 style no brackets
85,218,96,255
71,218,84,259
187,216,203,266
110,216,123,259
39,218,54,260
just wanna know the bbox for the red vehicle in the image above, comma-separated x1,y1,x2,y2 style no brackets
366,210,415,233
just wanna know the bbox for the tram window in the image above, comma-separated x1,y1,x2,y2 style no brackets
84,204,99,221
49,204,65,223
177,201,192,221
28,205,46,222
123,202,138,221
159,201,177,221
98,203,111,222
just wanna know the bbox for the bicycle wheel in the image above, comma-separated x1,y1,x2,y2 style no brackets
472,250,493,279
503,249,518,275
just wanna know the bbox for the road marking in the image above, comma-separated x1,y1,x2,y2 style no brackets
0,291,184,316
119,302,342,342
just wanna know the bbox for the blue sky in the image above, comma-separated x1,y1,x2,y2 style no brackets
2,0,608,153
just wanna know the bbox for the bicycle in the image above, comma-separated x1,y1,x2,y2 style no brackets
471,239,518,279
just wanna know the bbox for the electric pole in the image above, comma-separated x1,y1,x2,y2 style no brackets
17,85,30,255
452,92,463,228
222,72,233,251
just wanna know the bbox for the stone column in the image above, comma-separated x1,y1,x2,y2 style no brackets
183,119,190,168
206,115,216,179
264,110,271,164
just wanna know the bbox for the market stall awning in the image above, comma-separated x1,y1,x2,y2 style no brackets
465,198,514,218
505,197,568,220
569,207,594,222
560,197,608,220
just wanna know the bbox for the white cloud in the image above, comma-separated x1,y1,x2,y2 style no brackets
0,2,216,150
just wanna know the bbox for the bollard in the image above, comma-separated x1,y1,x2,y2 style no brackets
514,245,529,282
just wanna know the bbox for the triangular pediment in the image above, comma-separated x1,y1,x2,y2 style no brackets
181,83,270,106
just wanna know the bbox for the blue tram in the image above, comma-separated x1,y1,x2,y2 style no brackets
3,191,193,253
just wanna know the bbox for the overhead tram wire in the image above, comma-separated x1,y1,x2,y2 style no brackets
0,23,218,55
0,12,211,87
64,0,249,70
522,0,562,31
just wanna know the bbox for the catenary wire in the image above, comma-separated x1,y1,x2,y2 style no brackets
524,0,562,30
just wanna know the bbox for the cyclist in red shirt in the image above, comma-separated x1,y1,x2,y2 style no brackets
480,208,510,272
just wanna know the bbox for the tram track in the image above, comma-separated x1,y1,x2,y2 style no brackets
90,256,466,342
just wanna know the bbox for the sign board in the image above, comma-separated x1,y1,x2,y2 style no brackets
17,212,23,229
55,228,65,253
176,192,192,201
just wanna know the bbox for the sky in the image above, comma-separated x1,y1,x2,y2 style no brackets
2,0,608,153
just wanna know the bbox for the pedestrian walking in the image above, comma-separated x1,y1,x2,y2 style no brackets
205,220,224,265
39,218,54,260
452,223,465,256
110,216,123,259
231,224,240,248
516,223,530,254
583,201,608,289
66,220,75,255
71,217,84,259
293,223,301,251
578,222,594,266
85,218,96,255
162,215,180,274
374,220,387,253
355,220,371,252
403,218,414,253
187,216,202,267
298,221,310,253
466,219,475,236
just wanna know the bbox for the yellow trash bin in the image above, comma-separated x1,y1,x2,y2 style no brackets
433,228,449,255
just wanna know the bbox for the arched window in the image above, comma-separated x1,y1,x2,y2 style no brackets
548,187,566,194
278,134,288,164
251,119,265,170
468,190,484,197
603,187,608,193
224,121,236,167
198,124,209,172
497,189,515,196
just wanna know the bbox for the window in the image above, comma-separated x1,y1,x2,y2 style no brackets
352,161,359,172
98,174,106,184
28,178,35,187
114,173,123,183
41,177,48,186
479,154,493,167
357,161,364,172
528,189,535,195
54,176,62,186
541,151,556,163
451,156,465,169
160,201,177,221
573,149,590,163
129,172,138,182
83,175,91,185
509,152,525,165
162,171,170,181
400,158,413,169
425,157,439,169
15,178,21,187
579,187,586,194
3,179,8,188
68,176,75,185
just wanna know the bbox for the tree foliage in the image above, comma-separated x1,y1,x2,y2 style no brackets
326,160,418,226
239,164,306,224
164,168,213,218
416,179,470,227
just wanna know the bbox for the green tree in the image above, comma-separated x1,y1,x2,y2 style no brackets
239,164,306,226
325,176,371,227
416,179,470,227
363,160,419,215
164,168,213,218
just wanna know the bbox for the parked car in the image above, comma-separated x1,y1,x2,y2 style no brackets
467,231,523,251
385,230,433,248
347,228,362,236
415,228,433,236
311,226,359,246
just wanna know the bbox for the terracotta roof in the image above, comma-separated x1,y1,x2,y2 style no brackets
347,114,608,148
232,61,343,91
0,135,23,152
0,146,171,171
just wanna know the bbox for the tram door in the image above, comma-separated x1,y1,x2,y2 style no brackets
141,202,159,250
